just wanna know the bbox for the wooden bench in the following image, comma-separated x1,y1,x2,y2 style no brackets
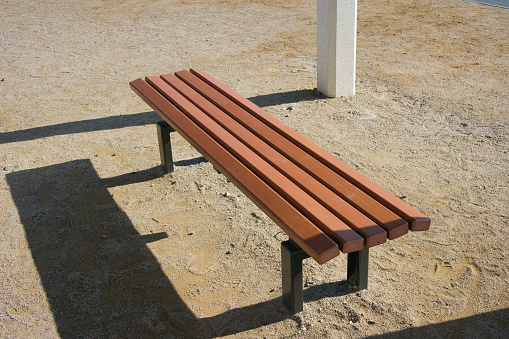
129,69,431,313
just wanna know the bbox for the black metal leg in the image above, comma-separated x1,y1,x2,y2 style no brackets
157,121,175,173
347,246,369,290
281,240,310,314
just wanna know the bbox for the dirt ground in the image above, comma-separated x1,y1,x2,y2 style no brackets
1,0,508,337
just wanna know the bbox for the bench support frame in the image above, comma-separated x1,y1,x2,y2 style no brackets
157,121,175,173
347,245,369,290
281,240,311,314
281,240,369,314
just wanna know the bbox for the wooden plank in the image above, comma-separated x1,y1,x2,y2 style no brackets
130,78,342,263
144,75,364,252
190,68,430,232
159,73,387,248
176,70,408,240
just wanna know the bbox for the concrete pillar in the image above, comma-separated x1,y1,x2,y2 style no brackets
317,0,357,97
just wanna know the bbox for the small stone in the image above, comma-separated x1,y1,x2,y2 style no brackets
251,211,261,219
286,106,294,111
187,232,194,236
102,235,108,239
269,289,275,293
225,250,232,255
112,153,117,156
368,320,376,324
360,114,377,120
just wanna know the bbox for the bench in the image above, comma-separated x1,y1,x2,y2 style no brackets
129,69,431,313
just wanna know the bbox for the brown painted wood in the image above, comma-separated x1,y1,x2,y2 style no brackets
158,73,387,248
130,69,431,263
130,78,343,264
175,70,408,240
189,68,430,232
144,75,364,252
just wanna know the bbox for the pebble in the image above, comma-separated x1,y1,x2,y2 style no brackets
368,320,376,324
360,114,377,120
251,211,261,219
187,232,194,236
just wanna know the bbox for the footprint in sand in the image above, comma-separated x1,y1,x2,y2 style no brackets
432,258,480,289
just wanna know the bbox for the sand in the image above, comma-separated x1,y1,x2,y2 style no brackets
1,0,508,337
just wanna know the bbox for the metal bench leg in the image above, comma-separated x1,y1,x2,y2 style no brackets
347,246,369,290
281,240,310,314
157,121,175,173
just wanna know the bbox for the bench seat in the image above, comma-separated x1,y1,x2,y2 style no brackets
129,69,430,312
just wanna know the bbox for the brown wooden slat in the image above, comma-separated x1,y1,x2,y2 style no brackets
130,78,342,263
190,68,430,232
159,73,387,248
176,70,408,240
145,75,364,252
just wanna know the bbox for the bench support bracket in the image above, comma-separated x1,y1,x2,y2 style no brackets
347,246,369,290
157,121,175,173
281,241,369,314
281,240,310,314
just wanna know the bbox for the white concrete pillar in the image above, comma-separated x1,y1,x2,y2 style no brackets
317,0,357,97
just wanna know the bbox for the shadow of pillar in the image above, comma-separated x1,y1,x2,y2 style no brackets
6,159,206,338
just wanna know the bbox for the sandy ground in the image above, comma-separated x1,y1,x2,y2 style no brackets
1,0,508,337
